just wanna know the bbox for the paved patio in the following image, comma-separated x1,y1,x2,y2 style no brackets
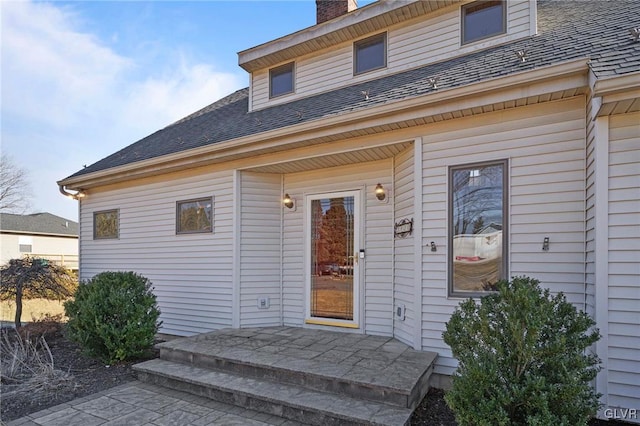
6,381,303,426
6,327,436,425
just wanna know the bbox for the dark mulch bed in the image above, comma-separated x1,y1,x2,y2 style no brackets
409,388,630,425
0,327,156,422
0,327,631,425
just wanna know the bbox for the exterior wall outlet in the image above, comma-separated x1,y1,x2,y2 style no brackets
396,304,406,321
258,297,270,309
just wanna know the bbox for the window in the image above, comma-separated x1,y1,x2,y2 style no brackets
462,1,506,45
269,62,294,98
449,160,507,295
18,236,32,253
177,197,213,234
94,209,119,239
354,33,386,75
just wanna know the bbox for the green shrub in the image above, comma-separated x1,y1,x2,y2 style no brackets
443,276,601,426
64,271,161,364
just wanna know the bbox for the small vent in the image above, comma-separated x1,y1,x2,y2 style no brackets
19,244,32,253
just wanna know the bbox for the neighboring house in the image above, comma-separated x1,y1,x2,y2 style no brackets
58,0,639,420
0,213,79,270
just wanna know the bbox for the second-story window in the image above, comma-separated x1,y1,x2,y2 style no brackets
462,1,506,45
270,62,294,98
354,33,386,75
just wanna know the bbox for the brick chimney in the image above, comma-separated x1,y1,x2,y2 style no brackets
316,0,357,24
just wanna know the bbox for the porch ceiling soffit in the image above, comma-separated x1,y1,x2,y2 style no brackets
238,0,463,73
60,59,589,190
242,141,413,174
591,72,640,117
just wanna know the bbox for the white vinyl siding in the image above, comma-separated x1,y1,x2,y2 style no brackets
239,172,282,327
393,146,415,346
250,0,532,111
79,171,234,336
607,112,640,410
420,98,587,376
282,160,393,335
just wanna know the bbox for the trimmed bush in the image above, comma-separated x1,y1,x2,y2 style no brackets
443,276,601,426
64,271,161,364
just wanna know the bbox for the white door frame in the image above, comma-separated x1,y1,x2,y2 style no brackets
304,189,362,329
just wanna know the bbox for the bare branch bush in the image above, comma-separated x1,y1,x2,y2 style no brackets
0,331,75,397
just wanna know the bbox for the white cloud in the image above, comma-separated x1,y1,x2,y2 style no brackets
1,1,130,127
1,0,245,221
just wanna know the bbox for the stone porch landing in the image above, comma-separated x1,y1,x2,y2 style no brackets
134,327,437,425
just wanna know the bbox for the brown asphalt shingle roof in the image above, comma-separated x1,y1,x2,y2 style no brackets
0,213,78,237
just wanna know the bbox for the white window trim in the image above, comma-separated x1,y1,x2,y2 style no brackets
461,0,507,46
353,32,387,76
448,159,509,297
269,62,295,99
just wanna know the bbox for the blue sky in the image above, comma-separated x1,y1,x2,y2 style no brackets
1,0,373,221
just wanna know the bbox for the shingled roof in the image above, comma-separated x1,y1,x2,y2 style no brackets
66,0,640,180
0,213,79,237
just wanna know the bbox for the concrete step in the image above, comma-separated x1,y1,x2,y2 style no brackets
156,332,436,409
134,358,414,426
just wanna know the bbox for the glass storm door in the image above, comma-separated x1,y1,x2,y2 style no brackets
306,191,360,327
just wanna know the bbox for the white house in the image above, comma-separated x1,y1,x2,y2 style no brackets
0,212,79,270
58,0,640,420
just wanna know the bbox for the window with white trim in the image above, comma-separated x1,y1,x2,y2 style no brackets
18,236,33,253
176,197,213,234
354,33,386,75
462,1,506,45
94,209,119,239
449,160,508,295
269,62,294,98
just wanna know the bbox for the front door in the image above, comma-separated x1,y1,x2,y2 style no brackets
305,190,360,328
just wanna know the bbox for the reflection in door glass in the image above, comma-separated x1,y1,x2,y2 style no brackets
310,196,354,320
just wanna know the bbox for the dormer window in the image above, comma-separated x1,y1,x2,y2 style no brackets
462,1,506,45
269,62,294,98
354,33,386,75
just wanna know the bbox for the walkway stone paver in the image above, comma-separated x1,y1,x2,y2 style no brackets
6,381,303,426
6,327,437,425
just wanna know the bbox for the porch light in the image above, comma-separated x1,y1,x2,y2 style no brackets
375,183,386,201
283,193,295,209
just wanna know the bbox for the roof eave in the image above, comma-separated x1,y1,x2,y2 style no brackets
590,70,640,117
0,230,79,238
58,58,590,191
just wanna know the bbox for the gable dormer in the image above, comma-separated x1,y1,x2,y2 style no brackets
239,0,537,112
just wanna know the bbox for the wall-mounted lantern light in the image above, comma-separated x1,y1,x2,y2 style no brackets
430,241,437,252
375,183,386,201
283,193,295,210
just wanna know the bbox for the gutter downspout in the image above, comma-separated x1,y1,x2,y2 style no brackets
58,185,86,200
